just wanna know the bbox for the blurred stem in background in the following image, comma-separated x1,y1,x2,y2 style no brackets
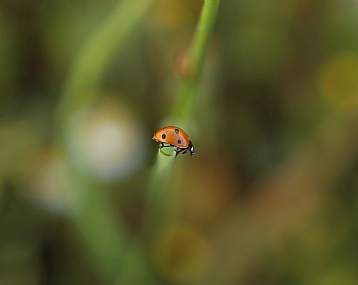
56,1,154,284
56,1,151,124
146,1,220,230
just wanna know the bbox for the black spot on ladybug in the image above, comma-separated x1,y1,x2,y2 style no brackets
175,129,179,134
178,139,181,144
162,134,166,139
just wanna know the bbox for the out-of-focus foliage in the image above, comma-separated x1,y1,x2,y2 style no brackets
2,1,358,285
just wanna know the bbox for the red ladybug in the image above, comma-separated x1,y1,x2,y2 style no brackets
152,126,195,157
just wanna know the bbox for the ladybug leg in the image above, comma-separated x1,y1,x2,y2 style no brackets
175,148,181,157
159,142,171,149
175,148,185,157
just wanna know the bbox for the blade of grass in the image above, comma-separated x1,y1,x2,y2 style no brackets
146,0,220,229
173,0,220,125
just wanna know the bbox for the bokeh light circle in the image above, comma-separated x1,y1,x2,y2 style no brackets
64,97,147,182
319,52,358,111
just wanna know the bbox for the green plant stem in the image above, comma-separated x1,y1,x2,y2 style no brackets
173,0,220,125
146,0,220,229
188,0,220,82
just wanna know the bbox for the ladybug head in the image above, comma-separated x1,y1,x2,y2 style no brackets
189,142,195,156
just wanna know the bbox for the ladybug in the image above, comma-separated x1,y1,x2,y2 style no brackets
152,126,195,157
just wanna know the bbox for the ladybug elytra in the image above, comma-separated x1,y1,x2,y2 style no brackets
152,126,195,157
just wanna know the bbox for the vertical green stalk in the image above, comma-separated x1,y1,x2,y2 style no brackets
173,0,220,125
146,0,220,227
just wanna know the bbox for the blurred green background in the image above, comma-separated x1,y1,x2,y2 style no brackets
2,1,358,285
